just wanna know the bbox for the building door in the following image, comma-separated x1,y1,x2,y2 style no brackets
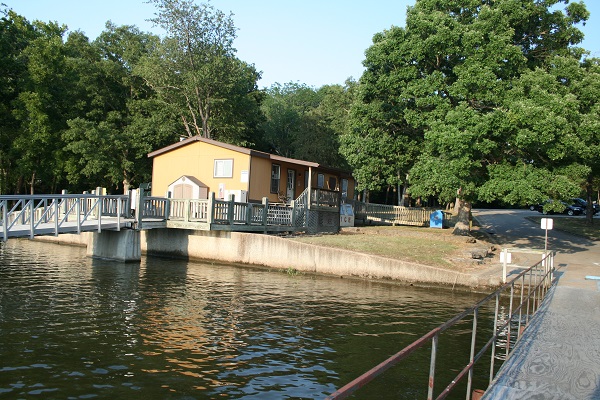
286,169,296,202
174,183,193,199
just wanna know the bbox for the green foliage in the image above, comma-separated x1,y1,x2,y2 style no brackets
260,82,352,168
346,0,594,215
138,0,263,145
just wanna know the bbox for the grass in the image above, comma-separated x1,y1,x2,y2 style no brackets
525,216,600,241
289,226,472,269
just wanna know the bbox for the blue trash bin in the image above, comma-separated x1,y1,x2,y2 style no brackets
430,210,444,228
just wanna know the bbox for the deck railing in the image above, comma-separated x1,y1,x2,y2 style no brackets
310,188,340,210
327,251,556,400
161,193,300,230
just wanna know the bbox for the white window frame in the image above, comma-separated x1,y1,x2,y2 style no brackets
214,159,233,178
271,164,281,194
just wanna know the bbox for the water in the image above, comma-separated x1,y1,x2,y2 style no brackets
0,239,495,399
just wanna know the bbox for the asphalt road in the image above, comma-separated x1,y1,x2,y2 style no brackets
472,208,600,289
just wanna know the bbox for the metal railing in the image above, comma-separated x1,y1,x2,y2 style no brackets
326,251,555,400
1,195,130,240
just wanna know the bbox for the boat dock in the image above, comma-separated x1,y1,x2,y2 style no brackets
482,233,600,399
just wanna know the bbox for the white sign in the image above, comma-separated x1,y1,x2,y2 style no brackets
541,218,553,230
240,170,249,183
500,251,512,264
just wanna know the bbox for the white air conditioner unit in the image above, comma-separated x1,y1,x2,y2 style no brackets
224,189,248,203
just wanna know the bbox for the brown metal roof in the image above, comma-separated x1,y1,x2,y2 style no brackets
148,135,351,176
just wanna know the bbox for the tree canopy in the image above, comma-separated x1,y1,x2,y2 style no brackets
344,0,595,231
138,0,263,145
1,0,599,223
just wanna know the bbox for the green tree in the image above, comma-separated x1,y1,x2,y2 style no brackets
62,23,177,193
0,7,36,193
139,0,262,144
10,18,73,194
260,82,351,167
480,55,600,224
349,0,589,233
341,24,429,205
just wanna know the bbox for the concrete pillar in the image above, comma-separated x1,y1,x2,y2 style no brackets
86,230,141,262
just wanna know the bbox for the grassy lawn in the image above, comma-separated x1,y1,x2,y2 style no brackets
289,226,476,269
525,216,600,241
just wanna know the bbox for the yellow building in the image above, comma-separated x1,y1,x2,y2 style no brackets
148,136,355,204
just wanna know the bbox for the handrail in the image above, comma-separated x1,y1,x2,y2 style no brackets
1,194,130,240
326,251,555,400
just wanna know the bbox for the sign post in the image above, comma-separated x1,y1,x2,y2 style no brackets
541,218,553,265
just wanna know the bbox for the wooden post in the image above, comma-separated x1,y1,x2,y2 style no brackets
207,192,215,226
228,194,235,225
291,200,297,228
136,187,144,230
307,168,313,210
246,203,253,225
62,189,69,222
262,197,269,227
164,191,171,221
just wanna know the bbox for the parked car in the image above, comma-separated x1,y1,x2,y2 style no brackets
534,200,584,216
571,198,599,215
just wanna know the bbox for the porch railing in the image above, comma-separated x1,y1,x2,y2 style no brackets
327,251,556,400
310,188,340,210
163,193,301,229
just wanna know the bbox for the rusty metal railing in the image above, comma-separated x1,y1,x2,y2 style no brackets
326,251,555,400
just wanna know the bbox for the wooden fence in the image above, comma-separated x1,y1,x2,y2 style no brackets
349,200,433,227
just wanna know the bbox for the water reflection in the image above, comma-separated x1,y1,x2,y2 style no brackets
0,239,489,399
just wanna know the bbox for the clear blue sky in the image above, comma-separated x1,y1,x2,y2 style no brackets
8,0,600,89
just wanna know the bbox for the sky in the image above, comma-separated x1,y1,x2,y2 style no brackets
8,0,600,89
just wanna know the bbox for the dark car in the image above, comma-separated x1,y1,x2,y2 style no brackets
571,198,599,215
534,200,584,216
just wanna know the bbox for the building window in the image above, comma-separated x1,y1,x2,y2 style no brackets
214,159,233,178
328,177,337,190
317,173,325,189
271,164,281,193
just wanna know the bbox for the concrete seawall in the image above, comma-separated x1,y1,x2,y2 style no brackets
33,229,501,289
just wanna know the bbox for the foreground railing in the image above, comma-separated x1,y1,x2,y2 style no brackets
327,252,555,400
1,195,130,240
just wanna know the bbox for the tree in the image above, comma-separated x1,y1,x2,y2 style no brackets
139,0,262,144
0,7,35,193
62,23,178,193
260,82,351,167
349,0,589,233
10,18,73,194
480,55,600,224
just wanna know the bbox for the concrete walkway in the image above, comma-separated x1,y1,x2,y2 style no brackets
473,210,600,400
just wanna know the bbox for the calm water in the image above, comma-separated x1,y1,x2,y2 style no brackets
0,239,496,399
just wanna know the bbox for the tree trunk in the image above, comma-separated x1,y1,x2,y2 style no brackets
29,172,35,195
585,178,594,225
453,200,471,236
123,176,131,195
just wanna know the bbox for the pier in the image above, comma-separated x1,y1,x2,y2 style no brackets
482,261,600,399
